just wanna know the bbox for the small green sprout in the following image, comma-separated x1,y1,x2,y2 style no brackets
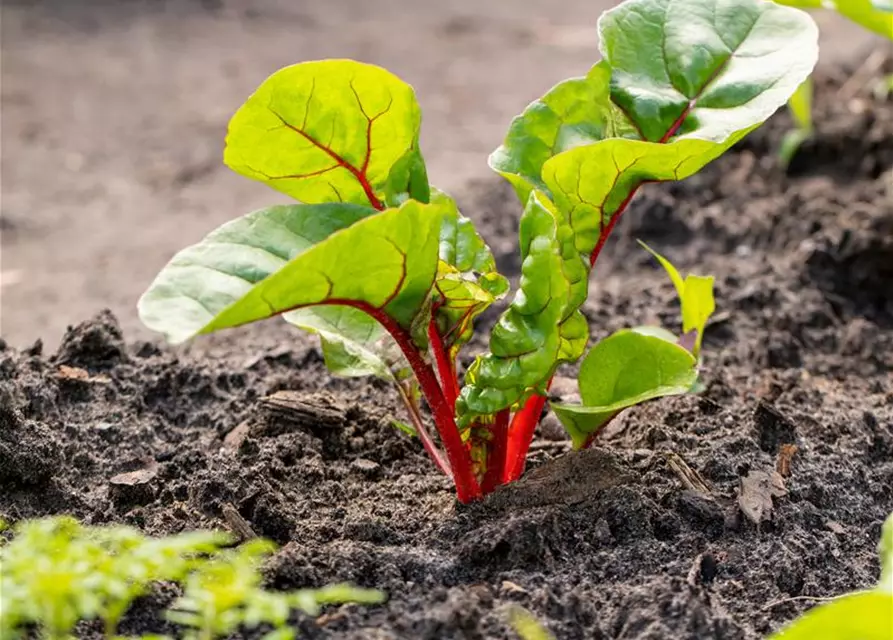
508,606,555,640
167,539,384,640
0,517,384,640
769,511,893,639
638,241,716,359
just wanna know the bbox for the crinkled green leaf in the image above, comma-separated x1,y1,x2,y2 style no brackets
552,330,698,448
224,60,429,210
489,61,638,205
431,190,509,357
639,241,715,356
768,591,893,640
457,191,589,425
139,200,444,344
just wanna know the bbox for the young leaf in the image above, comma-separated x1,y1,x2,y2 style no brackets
552,330,698,448
638,241,715,356
456,191,588,425
139,200,444,344
880,511,893,593
224,60,429,210
285,306,407,381
601,0,818,142
432,190,509,357
489,62,638,205
767,592,893,640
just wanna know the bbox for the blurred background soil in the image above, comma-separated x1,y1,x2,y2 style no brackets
0,0,884,349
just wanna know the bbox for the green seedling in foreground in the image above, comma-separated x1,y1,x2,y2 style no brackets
139,0,818,503
166,539,384,640
769,511,893,639
0,517,383,640
773,1,892,165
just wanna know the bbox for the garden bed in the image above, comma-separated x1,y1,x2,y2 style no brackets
1,63,892,639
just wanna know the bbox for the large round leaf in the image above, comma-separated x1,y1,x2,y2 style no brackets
224,60,428,210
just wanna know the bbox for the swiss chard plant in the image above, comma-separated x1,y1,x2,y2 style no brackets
139,0,818,503
0,516,383,640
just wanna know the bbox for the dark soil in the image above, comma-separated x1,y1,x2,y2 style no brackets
1,65,892,640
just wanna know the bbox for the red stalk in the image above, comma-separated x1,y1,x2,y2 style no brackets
394,381,452,478
316,299,481,502
502,389,550,483
481,409,510,493
427,318,460,410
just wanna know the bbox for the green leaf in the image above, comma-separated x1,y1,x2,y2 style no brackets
432,190,509,357
285,306,406,381
552,330,698,448
638,241,715,356
788,78,814,132
489,61,639,205
768,591,893,640
833,0,893,38
456,191,589,425
880,512,893,593
224,60,429,210
139,200,444,344
601,0,819,143
538,0,818,256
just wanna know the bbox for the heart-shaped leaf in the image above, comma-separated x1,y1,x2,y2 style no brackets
552,330,698,448
432,190,509,357
138,200,444,345
224,60,429,210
